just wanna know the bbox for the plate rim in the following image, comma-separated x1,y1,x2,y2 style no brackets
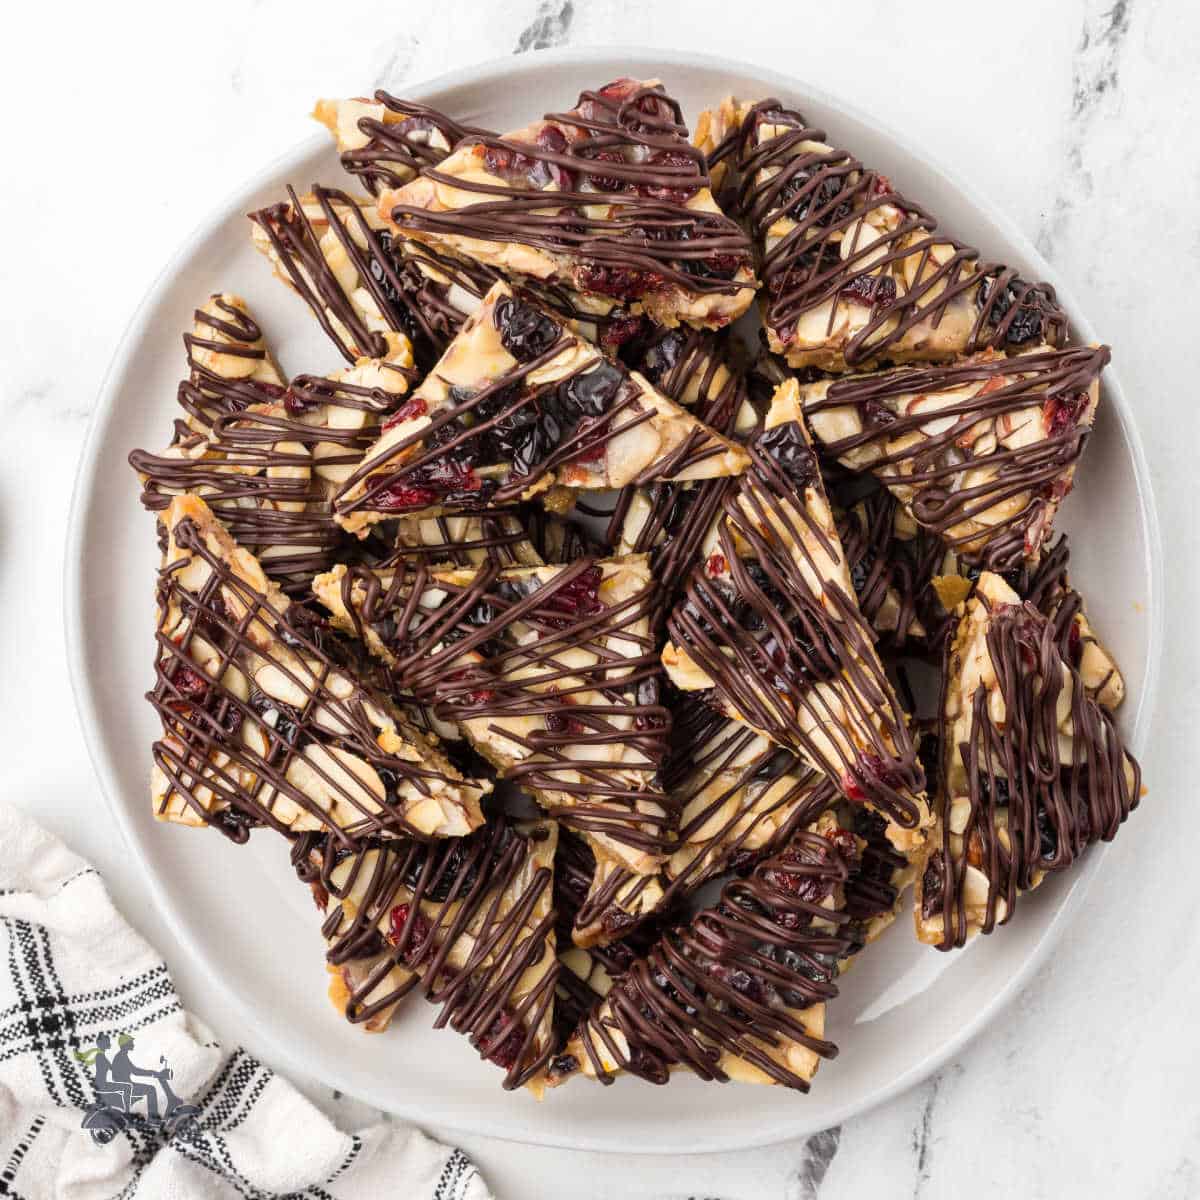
64,44,1164,1154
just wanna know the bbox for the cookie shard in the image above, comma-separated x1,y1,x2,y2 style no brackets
726,99,1066,372
800,344,1109,570
378,78,756,331
606,327,764,620
313,554,676,880
662,379,931,852
149,495,489,842
914,572,1141,950
333,280,750,537
250,186,438,366
831,480,932,648
547,806,895,1091
571,699,833,948
174,294,287,437
294,815,560,1095
131,340,418,595
313,92,490,198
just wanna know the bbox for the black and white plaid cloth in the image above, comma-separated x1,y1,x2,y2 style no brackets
0,801,491,1199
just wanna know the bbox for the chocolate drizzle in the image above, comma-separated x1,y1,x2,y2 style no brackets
292,816,559,1090
387,79,753,312
332,92,491,197
718,100,1066,366
923,581,1141,949
830,481,939,649
571,697,837,944
666,424,925,829
131,363,419,592
601,328,759,617
806,345,1109,568
250,185,438,365
149,508,484,844
334,285,744,525
555,817,869,1090
176,297,283,432
324,557,676,862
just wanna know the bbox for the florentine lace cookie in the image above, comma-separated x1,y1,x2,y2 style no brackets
312,94,653,356
177,294,287,437
831,480,933,649
547,807,891,1091
313,91,491,198
293,816,561,1095
800,344,1109,570
569,696,832,947
928,534,1127,711
709,98,1066,372
250,185,436,366
914,572,1141,950
131,345,418,592
603,327,765,617
149,495,490,843
333,281,750,535
312,554,675,884
662,380,931,852
378,78,757,331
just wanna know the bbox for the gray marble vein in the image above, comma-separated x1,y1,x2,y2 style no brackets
513,0,575,54
790,1126,841,1199
910,1072,942,1199
1037,0,1134,259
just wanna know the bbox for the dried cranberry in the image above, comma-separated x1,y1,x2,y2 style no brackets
381,397,429,431
862,399,896,428
842,752,905,803
493,297,560,362
977,277,1044,346
706,962,765,1006
638,329,687,384
480,1013,524,1070
482,143,534,177
372,482,439,511
549,1053,579,1076
282,388,310,416
756,421,817,491
561,362,623,418
172,664,210,700
544,709,567,734
842,274,897,307
577,263,665,301
599,314,646,351
778,170,848,225
764,848,834,906
530,125,576,191
638,150,700,203
387,903,433,963
920,855,945,920
541,565,603,626
367,228,407,310
583,148,629,192
1043,391,1087,438
570,417,611,463
706,553,727,577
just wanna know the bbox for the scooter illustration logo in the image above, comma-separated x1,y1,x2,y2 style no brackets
74,1033,202,1145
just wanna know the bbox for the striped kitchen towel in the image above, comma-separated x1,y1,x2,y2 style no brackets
0,801,491,1199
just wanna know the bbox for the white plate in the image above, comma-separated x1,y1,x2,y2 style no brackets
65,48,1163,1153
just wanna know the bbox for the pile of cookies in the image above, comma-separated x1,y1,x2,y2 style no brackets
129,78,1142,1097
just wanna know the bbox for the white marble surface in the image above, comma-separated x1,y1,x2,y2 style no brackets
3,1,1197,1196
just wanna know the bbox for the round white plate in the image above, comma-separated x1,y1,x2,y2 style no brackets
65,48,1162,1153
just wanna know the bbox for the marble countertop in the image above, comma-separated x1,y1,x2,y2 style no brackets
4,1,1197,1195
